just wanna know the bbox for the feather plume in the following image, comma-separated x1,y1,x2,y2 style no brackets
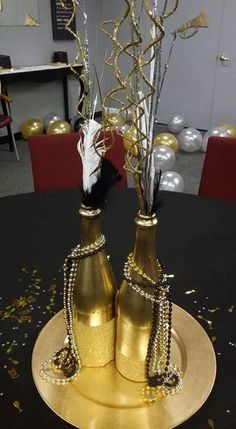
77,119,104,193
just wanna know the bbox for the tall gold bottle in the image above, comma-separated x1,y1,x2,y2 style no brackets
116,211,161,381
72,205,117,367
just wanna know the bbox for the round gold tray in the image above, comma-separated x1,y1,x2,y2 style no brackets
32,305,216,429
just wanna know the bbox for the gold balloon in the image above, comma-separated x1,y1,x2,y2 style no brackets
20,118,44,140
104,113,124,129
219,123,236,138
123,125,139,157
47,120,72,135
154,133,179,152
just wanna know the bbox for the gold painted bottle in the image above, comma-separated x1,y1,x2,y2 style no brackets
72,205,117,367
116,211,161,381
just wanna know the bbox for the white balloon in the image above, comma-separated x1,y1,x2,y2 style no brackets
168,114,186,134
43,112,61,129
202,127,230,152
178,128,202,152
159,171,184,193
153,145,176,172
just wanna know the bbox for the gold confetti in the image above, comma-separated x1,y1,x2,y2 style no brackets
228,305,234,313
211,336,217,343
8,368,20,379
208,307,220,313
8,357,19,365
18,315,31,323
21,268,29,273
6,344,13,354
208,418,215,428
13,401,23,413
185,289,196,295
197,315,213,329
49,284,57,293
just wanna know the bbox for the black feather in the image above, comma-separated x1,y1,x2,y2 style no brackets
81,158,122,209
150,170,162,214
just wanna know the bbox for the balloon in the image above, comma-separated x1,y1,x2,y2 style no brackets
153,145,176,172
47,120,72,135
104,113,124,130
154,133,179,153
178,128,202,152
159,171,184,193
43,112,61,129
167,114,186,134
20,118,44,140
219,123,236,138
202,127,230,152
123,124,138,157
120,123,129,134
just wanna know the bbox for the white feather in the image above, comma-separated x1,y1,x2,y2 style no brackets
77,119,104,193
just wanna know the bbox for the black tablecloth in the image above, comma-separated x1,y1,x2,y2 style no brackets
0,188,236,429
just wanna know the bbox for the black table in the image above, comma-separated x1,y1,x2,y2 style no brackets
0,188,235,429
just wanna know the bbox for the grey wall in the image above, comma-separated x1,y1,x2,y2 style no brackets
0,0,104,133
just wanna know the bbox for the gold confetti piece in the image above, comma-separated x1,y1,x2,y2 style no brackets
211,336,217,343
8,357,19,365
208,418,215,428
228,305,234,313
46,305,51,311
208,307,220,313
13,401,23,413
18,315,31,323
6,344,13,354
185,289,196,295
21,268,29,273
8,368,20,379
197,315,213,330
49,284,57,293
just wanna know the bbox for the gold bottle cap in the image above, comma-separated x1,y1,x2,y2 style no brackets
135,211,158,227
79,205,101,218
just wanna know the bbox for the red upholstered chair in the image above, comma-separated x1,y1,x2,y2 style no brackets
198,137,236,203
28,131,127,192
0,93,19,161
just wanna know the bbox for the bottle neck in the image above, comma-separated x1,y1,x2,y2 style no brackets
79,205,102,247
132,212,160,283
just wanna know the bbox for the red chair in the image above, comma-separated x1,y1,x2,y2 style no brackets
198,137,236,203
28,131,127,192
0,93,19,161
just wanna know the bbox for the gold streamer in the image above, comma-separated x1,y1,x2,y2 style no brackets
208,307,220,313
197,315,213,330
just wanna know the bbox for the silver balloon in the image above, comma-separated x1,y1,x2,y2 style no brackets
119,123,129,134
202,127,230,152
159,171,184,193
167,114,186,134
153,145,176,172
178,128,202,152
43,112,61,129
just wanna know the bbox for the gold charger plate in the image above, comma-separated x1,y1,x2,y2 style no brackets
32,305,216,429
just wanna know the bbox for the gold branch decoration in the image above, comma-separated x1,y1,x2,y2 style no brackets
101,0,181,214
